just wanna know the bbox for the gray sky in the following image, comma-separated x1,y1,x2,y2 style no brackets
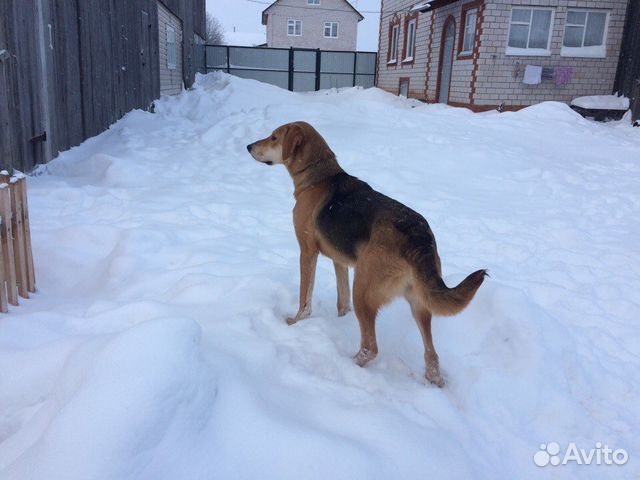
207,0,381,51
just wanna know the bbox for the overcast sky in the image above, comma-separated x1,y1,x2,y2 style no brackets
206,0,381,51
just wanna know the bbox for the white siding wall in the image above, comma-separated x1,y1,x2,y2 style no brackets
265,0,360,51
158,1,183,96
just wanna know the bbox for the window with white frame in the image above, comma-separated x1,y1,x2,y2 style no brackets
389,24,400,62
461,8,478,55
562,10,608,57
166,25,177,69
287,19,302,36
506,8,554,56
308,0,320,4
324,22,338,38
404,19,417,60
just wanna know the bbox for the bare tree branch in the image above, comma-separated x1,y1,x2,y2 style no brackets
205,12,225,45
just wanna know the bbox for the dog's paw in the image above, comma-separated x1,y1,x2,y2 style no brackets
426,369,445,388
353,348,377,367
337,304,351,317
286,316,298,326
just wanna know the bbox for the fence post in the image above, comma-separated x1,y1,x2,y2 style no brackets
0,175,17,306
352,52,358,87
0,229,6,313
204,44,208,74
226,45,230,74
288,48,294,91
315,49,321,91
9,177,28,299
18,177,35,293
374,53,378,87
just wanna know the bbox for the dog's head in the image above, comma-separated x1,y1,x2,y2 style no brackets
246,122,306,167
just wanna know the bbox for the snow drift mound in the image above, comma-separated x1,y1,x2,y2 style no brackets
1,319,216,480
2,72,639,480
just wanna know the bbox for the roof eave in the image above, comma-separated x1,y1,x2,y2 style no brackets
414,0,459,13
262,0,363,22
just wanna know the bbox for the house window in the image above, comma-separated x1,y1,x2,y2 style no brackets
308,0,320,4
561,10,608,57
389,24,400,63
506,8,554,56
324,22,339,38
166,25,177,70
404,18,417,61
460,8,478,55
288,20,302,36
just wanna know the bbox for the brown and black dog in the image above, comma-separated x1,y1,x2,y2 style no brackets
247,122,486,386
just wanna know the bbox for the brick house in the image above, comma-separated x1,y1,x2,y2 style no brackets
262,0,364,51
376,0,628,110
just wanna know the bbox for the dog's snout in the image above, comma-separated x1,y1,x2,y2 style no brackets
246,144,253,152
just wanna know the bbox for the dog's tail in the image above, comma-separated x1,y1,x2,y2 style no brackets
401,227,486,316
421,269,487,316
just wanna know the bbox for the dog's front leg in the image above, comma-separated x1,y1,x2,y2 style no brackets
333,261,351,316
287,251,318,325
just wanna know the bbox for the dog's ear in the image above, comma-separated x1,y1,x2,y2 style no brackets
282,124,304,163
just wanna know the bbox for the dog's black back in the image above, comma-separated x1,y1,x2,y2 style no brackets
316,172,436,262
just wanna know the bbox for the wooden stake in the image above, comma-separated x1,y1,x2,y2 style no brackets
0,227,7,313
9,178,28,299
0,182,17,306
18,177,35,293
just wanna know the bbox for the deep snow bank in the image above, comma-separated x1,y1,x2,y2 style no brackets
1,73,639,479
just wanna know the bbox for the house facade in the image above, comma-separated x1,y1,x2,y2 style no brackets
377,0,628,110
262,0,364,51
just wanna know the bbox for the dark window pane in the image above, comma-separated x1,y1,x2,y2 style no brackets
529,10,551,48
509,24,528,48
564,25,584,47
584,12,606,46
511,8,531,23
567,11,586,25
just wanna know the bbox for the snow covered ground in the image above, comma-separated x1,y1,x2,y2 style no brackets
1,73,639,479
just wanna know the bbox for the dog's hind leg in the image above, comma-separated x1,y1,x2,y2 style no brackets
352,280,379,367
352,250,406,367
405,288,445,387
333,261,351,317
287,251,318,325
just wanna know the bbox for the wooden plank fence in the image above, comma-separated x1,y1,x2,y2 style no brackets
0,171,35,312
1,0,206,173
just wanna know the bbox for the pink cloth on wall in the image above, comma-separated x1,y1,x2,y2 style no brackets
555,67,573,86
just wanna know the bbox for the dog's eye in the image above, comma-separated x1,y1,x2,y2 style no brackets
271,136,276,141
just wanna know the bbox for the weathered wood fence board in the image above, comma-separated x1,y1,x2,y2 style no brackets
0,0,47,172
0,183,18,306
0,0,205,172
0,172,34,311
